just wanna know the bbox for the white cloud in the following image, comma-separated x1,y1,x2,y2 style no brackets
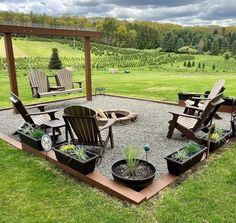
0,0,235,26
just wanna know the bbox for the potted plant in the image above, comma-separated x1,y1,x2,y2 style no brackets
198,127,231,152
17,124,45,151
164,142,207,176
53,144,99,174
111,146,156,191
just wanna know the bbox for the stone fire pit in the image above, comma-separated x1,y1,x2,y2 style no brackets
97,109,138,125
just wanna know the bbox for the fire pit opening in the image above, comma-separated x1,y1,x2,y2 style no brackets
97,109,138,125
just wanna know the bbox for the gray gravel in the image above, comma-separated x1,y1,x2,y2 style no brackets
0,95,231,178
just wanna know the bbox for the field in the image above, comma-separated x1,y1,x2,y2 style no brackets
0,38,236,108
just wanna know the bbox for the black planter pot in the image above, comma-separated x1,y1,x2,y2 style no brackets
111,159,156,191
164,144,207,176
53,147,98,175
198,130,231,152
178,92,201,101
18,130,43,151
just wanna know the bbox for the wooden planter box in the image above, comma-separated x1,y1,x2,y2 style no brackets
164,145,207,176
53,147,99,175
111,159,156,191
198,130,231,152
18,130,43,151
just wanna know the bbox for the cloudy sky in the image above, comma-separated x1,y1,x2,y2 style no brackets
0,0,235,26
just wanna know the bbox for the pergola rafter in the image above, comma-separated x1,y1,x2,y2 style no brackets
0,24,101,105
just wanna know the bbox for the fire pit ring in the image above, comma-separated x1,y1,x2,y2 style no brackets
97,109,138,125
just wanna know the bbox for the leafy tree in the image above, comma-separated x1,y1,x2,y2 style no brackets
224,52,230,60
48,48,62,69
183,61,187,67
231,40,236,55
211,38,220,55
212,64,216,69
176,38,184,51
198,62,201,68
192,61,195,67
202,63,205,69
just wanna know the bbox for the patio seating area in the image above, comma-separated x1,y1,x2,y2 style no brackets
0,95,231,179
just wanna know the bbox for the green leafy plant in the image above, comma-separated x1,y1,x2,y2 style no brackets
172,150,188,162
60,144,76,152
124,146,139,176
60,144,89,161
185,142,201,155
208,128,224,142
20,124,45,139
30,129,45,140
72,147,88,161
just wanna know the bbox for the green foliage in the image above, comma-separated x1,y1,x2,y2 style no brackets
172,149,188,162
124,146,139,176
212,64,216,69
211,38,220,55
198,62,201,68
192,61,195,67
60,144,88,161
185,142,201,154
187,60,192,67
60,144,76,152
48,48,62,69
30,129,45,140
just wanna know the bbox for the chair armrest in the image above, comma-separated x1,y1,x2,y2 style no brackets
27,109,58,116
185,105,204,112
169,111,200,119
192,97,210,100
26,103,48,111
99,118,116,131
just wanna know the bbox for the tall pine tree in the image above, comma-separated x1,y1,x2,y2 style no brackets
48,48,62,70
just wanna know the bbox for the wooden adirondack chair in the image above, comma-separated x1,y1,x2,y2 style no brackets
9,92,58,128
167,94,224,140
55,69,82,93
184,80,225,114
63,105,115,154
28,70,65,98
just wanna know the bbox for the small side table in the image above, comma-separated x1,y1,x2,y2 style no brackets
44,119,66,146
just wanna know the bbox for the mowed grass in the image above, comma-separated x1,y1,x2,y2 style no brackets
0,39,84,57
0,140,236,222
1,68,236,108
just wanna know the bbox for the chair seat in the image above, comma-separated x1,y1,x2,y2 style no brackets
32,114,51,126
177,116,198,129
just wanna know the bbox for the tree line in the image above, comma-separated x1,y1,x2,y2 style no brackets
0,11,236,55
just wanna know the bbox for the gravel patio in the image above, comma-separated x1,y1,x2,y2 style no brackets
0,95,231,178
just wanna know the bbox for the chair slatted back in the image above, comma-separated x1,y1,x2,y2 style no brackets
29,70,49,93
63,105,102,146
203,80,225,106
56,69,73,90
9,92,35,126
193,94,223,131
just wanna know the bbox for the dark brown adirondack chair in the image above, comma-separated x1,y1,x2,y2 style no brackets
167,93,224,140
55,69,82,93
9,92,58,128
184,80,225,114
63,105,115,154
29,70,65,98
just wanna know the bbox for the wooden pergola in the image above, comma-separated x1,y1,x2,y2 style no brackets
0,24,101,102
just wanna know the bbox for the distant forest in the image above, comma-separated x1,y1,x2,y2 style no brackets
1,11,236,55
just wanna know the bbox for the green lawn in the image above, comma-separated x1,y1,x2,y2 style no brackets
0,39,84,57
0,140,235,222
1,68,236,108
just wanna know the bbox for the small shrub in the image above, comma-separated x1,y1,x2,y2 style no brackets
30,129,45,139
124,146,139,176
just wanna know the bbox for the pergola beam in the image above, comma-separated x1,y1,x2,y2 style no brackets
0,24,101,38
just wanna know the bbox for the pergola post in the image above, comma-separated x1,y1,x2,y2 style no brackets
84,37,92,101
4,33,18,97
